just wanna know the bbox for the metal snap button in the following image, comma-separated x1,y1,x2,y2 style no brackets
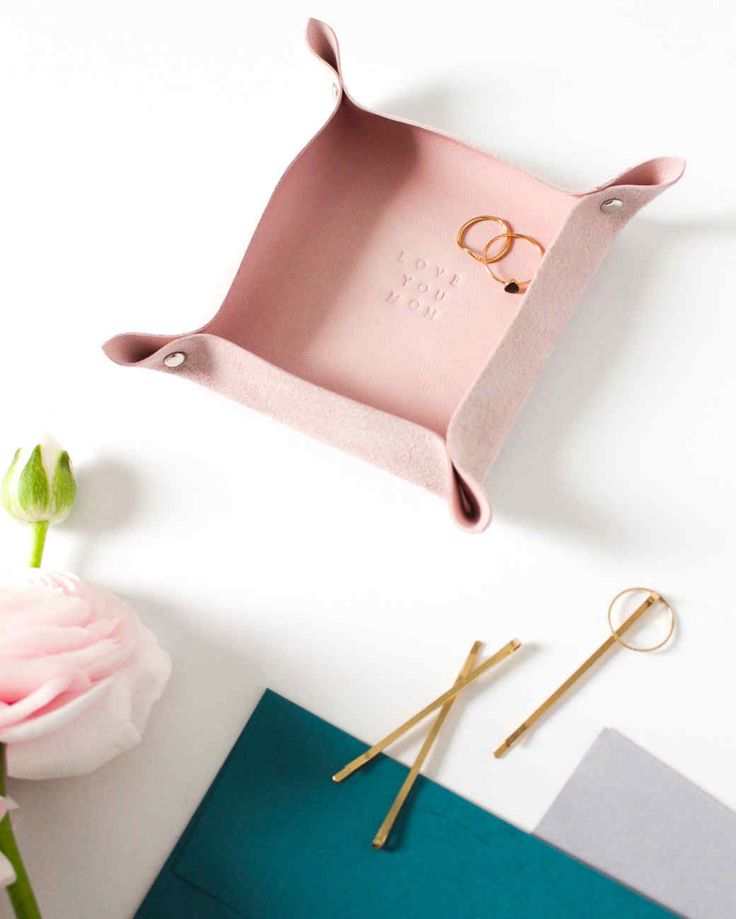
600,198,624,214
163,352,186,368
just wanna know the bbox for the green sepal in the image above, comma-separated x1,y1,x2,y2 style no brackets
52,451,77,517
17,446,50,518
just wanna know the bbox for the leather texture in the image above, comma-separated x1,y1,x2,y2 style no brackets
104,19,684,531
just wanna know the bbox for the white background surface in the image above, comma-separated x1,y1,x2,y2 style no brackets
0,2,734,916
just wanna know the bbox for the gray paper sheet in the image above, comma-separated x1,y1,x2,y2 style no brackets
535,730,736,919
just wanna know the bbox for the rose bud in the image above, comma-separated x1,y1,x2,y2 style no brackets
1,438,77,567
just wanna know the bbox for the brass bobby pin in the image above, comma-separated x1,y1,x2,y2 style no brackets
494,588,675,758
372,641,482,850
333,638,521,783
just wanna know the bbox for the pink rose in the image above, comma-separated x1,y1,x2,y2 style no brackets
0,571,171,780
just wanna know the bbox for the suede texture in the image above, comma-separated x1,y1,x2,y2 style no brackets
103,19,684,531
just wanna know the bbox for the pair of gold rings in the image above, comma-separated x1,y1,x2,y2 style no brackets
456,215,545,294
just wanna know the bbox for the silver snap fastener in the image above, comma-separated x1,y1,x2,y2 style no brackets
600,198,624,214
163,351,186,368
332,82,339,97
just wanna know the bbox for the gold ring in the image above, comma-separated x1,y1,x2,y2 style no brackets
607,587,676,653
457,216,513,263
483,232,545,293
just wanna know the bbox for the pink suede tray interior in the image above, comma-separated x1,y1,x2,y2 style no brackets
104,19,684,531
209,91,575,438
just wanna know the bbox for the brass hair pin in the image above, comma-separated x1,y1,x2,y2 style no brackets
371,641,481,849
332,637,522,848
494,588,675,758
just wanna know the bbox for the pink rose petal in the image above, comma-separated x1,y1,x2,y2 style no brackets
0,676,72,731
0,570,171,780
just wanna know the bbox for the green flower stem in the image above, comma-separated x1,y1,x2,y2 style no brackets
28,522,48,569
0,744,41,919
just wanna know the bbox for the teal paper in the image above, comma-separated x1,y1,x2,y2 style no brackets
137,691,670,918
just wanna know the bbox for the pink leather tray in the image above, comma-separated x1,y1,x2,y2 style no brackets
104,19,684,531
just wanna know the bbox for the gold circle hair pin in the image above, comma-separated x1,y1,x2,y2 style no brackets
493,587,676,757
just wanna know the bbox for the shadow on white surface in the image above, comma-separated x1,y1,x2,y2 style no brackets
487,212,736,544
62,456,142,571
